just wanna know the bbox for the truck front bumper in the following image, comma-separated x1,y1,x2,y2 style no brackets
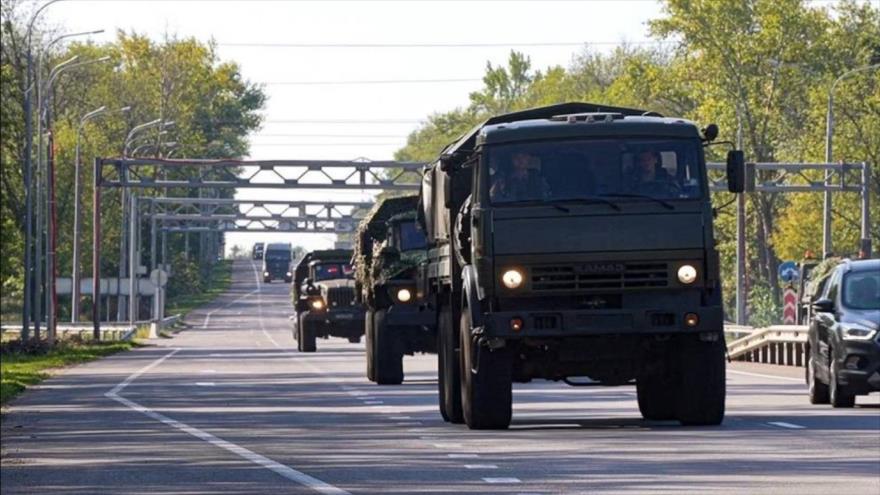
303,310,365,339
482,306,724,339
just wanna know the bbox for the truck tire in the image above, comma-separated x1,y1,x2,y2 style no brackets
807,352,829,404
460,309,512,430
829,351,855,408
299,314,317,353
636,375,675,420
675,335,725,426
437,303,463,423
374,309,404,385
295,315,304,352
365,309,376,382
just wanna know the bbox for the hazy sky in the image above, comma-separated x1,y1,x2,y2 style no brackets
45,0,672,253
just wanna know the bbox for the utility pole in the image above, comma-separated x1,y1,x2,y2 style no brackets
735,112,747,325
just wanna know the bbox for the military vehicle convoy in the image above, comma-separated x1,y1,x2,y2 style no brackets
353,195,436,385
291,249,365,352
417,102,745,429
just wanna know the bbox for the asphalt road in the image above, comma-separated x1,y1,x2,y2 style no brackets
2,260,878,494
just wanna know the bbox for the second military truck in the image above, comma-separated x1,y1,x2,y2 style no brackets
418,102,745,429
292,249,365,352
354,195,436,384
261,243,292,283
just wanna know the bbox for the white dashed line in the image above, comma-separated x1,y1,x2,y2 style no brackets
768,421,806,429
195,382,216,387
728,370,803,383
395,422,423,426
448,454,480,459
432,443,463,449
200,369,217,373
363,401,384,405
465,464,498,469
483,477,521,484
389,416,412,420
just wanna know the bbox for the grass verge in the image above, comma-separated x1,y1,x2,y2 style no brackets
1,338,135,405
165,260,233,318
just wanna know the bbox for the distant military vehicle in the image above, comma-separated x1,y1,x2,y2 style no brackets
418,102,745,429
253,242,265,260
291,249,365,352
261,243,292,283
354,195,435,385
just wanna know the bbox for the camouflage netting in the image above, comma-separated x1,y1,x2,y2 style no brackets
803,256,843,300
353,195,420,292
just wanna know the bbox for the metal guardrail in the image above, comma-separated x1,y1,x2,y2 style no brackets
725,325,809,367
1,323,139,341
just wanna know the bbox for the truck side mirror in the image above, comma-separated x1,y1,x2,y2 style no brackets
726,150,746,193
812,298,834,313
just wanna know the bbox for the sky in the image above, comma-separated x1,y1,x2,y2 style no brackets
42,0,673,254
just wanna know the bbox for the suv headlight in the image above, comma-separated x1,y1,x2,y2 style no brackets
841,324,877,341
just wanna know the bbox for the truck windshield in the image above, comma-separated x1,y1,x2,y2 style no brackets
398,221,427,251
315,263,354,281
265,250,291,261
487,139,703,204
842,271,880,310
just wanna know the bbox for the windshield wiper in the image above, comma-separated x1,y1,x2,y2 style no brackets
503,197,621,212
600,193,675,210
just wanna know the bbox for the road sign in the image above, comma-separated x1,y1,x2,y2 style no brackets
782,287,798,324
778,261,799,282
150,269,168,287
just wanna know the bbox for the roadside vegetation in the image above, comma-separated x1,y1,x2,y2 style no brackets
166,259,233,318
0,338,135,405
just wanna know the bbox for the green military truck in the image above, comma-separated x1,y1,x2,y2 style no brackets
354,195,436,385
418,102,745,429
291,249,365,352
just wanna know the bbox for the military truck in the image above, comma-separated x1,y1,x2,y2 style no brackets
262,243,292,283
354,195,435,385
253,242,265,260
418,102,745,429
291,249,365,352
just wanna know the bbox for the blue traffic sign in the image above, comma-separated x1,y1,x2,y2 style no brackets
778,261,799,282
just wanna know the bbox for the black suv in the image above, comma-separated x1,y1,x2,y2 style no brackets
807,259,880,407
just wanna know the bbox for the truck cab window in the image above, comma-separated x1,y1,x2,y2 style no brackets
398,221,427,251
314,263,354,281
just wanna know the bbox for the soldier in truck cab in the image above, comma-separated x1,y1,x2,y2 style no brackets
627,149,673,192
489,151,552,202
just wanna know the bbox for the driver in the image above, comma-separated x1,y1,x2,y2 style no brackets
490,151,551,201
627,150,672,193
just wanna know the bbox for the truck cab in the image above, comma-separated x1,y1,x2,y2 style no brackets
354,195,435,384
292,249,365,352
261,243,292,283
420,102,745,429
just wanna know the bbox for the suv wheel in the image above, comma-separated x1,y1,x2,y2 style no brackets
829,352,855,408
807,355,829,404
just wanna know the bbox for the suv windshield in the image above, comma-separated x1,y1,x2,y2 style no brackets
842,271,880,310
487,138,703,204
398,221,427,251
315,263,354,281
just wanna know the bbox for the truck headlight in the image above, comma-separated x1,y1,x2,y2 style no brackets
397,288,412,302
677,264,697,284
841,324,877,341
501,269,524,289
310,299,325,310
286,272,292,277
263,271,269,277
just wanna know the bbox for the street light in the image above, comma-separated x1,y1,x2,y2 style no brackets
71,105,130,322
823,62,880,258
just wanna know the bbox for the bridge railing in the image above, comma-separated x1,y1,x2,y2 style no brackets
725,324,809,367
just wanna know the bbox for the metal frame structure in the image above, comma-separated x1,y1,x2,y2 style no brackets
91,157,422,338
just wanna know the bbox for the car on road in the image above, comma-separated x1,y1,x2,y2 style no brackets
262,243,292,283
807,258,880,407
253,242,265,260
292,249,365,352
354,195,436,385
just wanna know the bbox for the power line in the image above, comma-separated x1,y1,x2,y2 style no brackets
221,41,669,48
261,78,481,85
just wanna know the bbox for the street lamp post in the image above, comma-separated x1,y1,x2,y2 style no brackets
823,63,879,258
71,105,130,323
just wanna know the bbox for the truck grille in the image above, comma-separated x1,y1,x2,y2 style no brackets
531,262,669,291
327,286,356,308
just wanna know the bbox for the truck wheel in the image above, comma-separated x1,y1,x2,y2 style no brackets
299,314,316,353
675,335,725,426
374,309,404,385
829,352,855,408
459,309,512,430
636,375,675,421
437,304,463,423
365,309,376,382
295,316,304,352
807,353,829,404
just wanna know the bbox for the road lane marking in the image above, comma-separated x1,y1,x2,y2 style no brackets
195,382,216,387
483,478,521,484
363,400,383,405
465,464,498,469
200,369,217,373
768,421,806,429
448,454,480,459
389,415,412,420
107,348,350,494
728,370,803,383
202,288,259,328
